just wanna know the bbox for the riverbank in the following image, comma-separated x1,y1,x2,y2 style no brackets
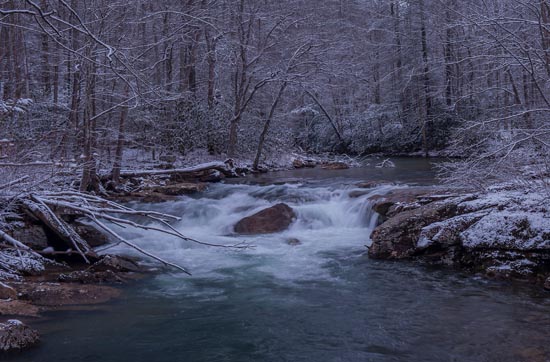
367,185,550,290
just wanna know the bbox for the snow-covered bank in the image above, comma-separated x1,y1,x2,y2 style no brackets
368,187,550,289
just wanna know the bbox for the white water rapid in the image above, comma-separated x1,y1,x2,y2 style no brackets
112,183,396,282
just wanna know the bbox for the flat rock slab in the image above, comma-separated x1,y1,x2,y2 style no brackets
234,203,296,235
15,282,121,307
0,300,40,318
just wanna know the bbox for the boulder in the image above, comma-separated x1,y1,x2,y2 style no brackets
234,203,296,234
369,200,459,259
368,189,550,284
321,162,349,170
0,320,39,352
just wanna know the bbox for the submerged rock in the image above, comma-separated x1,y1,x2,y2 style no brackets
545,277,550,291
0,320,39,352
286,238,301,246
234,203,296,234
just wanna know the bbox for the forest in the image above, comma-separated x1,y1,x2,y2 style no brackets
0,0,547,191
0,1,549,360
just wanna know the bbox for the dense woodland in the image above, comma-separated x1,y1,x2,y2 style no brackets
0,0,549,190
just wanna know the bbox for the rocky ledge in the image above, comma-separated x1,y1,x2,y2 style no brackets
368,188,550,288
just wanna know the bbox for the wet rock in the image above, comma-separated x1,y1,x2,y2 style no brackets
0,283,16,300
17,282,121,307
58,270,122,284
369,200,459,259
286,238,301,246
149,182,207,196
356,181,392,189
88,255,142,273
0,320,39,352
321,162,349,170
349,190,369,198
234,203,296,235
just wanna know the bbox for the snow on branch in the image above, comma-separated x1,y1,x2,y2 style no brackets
1,190,250,278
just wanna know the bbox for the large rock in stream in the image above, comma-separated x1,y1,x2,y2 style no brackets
368,189,550,286
0,320,39,352
234,203,296,234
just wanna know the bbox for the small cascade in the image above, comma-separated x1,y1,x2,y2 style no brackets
111,182,395,281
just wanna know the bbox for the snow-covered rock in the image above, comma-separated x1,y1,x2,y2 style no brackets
0,319,39,352
369,189,550,285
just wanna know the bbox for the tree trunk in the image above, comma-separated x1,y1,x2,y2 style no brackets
419,0,431,157
111,86,129,184
253,82,287,170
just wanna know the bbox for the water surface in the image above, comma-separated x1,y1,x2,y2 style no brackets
10,160,550,362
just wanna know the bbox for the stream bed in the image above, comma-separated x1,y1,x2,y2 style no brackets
11,159,550,362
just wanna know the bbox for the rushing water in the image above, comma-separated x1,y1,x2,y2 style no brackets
10,159,550,362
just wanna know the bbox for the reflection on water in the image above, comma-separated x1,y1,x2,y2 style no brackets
9,160,550,362
239,157,443,186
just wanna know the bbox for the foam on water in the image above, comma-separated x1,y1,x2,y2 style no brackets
111,183,396,288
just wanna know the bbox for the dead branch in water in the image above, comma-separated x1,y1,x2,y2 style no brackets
1,190,250,277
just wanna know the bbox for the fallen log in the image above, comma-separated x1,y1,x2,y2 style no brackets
20,197,95,263
114,161,236,179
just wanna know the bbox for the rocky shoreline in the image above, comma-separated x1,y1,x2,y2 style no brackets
366,186,550,290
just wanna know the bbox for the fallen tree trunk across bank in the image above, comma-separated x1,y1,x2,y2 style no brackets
112,161,237,180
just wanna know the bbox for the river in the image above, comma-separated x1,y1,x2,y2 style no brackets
11,158,550,362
